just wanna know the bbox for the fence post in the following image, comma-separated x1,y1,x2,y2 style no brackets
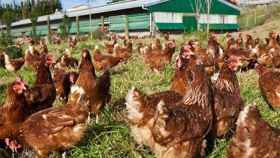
47,15,51,43
254,9,257,25
124,15,129,39
76,16,80,39
89,13,92,39
150,13,153,37
246,13,249,29
101,16,105,31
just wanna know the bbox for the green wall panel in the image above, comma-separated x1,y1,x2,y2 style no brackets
200,23,239,30
109,15,125,31
109,13,150,31
36,25,48,35
183,16,197,31
11,27,32,37
156,23,185,30
128,13,150,30
156,23,239,31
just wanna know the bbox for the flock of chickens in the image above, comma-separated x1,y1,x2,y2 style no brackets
0,32,280,158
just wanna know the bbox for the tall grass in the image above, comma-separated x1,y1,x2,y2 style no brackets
239,2,280,30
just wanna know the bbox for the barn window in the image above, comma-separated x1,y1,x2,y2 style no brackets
199,14,222,24
198,14,237,24
224,15,237,24
154,12,183,23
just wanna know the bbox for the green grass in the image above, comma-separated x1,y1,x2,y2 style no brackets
0,36,280,158
239,3,280,30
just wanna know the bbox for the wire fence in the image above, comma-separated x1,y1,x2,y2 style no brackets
238,2,280,30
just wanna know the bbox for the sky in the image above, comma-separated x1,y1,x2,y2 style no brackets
1,0,109,9
61,0,108,9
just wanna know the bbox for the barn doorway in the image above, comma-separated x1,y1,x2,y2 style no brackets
183,16,197,32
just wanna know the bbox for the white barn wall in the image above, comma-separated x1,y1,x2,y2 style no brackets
154,12,184,23
224,15,238,24
153,12,238,25
198,14,237,24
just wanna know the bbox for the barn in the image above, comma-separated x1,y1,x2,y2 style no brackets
2,0,240,37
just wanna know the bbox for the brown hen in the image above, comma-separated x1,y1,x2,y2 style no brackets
0,78,28,142
170,44,195,95
79,49,96,77
56,49,78,68
24,54,56,114
20,85,90,157
256,64,280,109
212,56,244,139
127,62,213,158
189,40,215,76
228,105,280,158
0,51,4,68
53,67,78,102
24,42,42,69
76,49,111,119
2,52,25,72
143,40,176,72
113,39,133,61
150,63,213,158
126,89,182,149
104,39,117,54
68,36,77,48
53,67,70,101
93,46,122,71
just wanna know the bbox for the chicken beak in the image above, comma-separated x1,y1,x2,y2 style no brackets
20,80,27,91
22,84,27,91
82,52,87,58
4,138,10,146
237,61,243,67
46,55,55,65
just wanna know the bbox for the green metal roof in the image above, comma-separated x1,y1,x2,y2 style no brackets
148,0,240,15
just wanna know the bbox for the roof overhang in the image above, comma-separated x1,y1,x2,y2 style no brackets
67,0,162,17
219,0,240,11
11,11,65,27
144,0,168,7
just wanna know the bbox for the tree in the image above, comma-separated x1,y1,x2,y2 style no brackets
21,1,31,18
190,0,203,31
0,29,12,47
1,10,15,43
30,6,40,40
205,0,213,36
54,0,62,11
0,0,63,21
1,10,15,29
189,0,213,35
59,14,71,39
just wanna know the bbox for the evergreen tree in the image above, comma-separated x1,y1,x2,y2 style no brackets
30,6,40,40
0,0,63,21
59,14,71,39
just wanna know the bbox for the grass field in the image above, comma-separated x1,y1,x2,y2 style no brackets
0,36,280,158
238,2,280,38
